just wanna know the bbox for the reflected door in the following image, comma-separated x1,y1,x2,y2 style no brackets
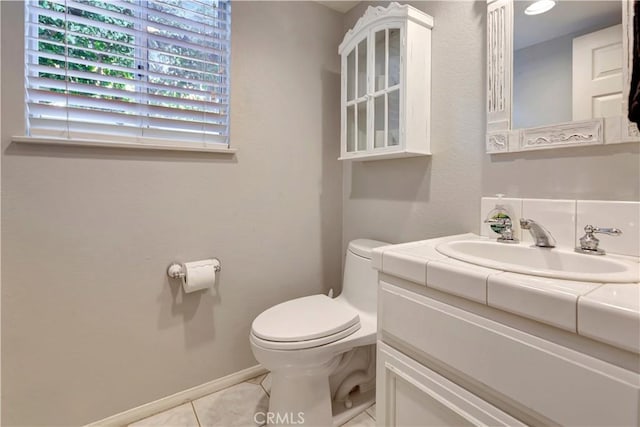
572,24,623,120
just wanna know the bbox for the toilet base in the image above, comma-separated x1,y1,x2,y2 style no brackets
268,357,340,426
267,372,375,427
253,341,377,426
331,387,375,427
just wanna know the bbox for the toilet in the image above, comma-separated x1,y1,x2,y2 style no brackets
249,239,389,426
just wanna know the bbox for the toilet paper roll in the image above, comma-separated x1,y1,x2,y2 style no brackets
182,259,217,293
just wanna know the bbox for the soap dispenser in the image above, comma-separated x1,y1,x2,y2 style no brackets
486,194,513,235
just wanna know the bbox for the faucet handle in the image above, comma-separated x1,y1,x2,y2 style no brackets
576,225,622,255
585,225,622,236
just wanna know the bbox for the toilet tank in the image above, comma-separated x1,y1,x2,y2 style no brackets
339,239,389,315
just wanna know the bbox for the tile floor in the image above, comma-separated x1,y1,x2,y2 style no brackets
128,373,376,427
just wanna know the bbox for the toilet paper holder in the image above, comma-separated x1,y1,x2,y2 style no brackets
167,258,221,279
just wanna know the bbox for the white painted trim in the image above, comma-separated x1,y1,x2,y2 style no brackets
519,118,603,151
486,131,509,153
486,0,512,133
338,149,431,162
338,2,433,54
0,1,3,424
84,365,267,427
13,136,238,155
486,0,640,153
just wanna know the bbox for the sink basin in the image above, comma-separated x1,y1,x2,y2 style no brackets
436,240,640,283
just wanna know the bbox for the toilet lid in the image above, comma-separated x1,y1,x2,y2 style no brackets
251,294,360,343
251,322,361,350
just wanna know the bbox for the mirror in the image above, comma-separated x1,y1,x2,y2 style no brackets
513,1,622,129
486,0,640,153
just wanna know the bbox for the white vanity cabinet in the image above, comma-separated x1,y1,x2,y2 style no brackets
338,3,433,161
375,276,640,427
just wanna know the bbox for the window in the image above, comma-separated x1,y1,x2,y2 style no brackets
24,0,231,148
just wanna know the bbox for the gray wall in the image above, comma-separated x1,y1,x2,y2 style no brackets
342,0,639,255
1,2,343,425
513,33,573,129
2,0,639,425
342,1,487,248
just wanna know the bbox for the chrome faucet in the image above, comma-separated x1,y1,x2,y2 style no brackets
519,218,556,248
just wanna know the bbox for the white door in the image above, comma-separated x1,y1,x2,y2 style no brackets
572,24,623,120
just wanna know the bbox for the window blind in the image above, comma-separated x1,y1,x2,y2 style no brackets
25,0,231,146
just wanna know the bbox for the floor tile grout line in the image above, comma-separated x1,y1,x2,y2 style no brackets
365,406,376,421
190,401,202,427
260,383,270,397
259,378,270,397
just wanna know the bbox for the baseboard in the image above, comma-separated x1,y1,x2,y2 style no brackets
85,364,268,426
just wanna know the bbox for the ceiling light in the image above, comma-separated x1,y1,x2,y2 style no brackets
524,0,556,15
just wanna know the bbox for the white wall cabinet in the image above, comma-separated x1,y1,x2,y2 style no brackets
338,3,433,161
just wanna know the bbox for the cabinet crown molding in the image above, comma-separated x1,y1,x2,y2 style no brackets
339,2,433,54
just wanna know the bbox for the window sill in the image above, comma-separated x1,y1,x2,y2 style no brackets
12,136,237,155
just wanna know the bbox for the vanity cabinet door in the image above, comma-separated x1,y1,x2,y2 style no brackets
377,342,524,427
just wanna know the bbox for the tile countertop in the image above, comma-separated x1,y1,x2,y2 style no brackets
371,233,640,355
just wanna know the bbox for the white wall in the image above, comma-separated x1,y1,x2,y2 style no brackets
1,2,344,425
342,1,487,248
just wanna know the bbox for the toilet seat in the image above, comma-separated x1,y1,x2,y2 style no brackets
251,294,360,350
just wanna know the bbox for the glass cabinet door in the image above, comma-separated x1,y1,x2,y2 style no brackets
357,39,367,99
346,49,355,103
374,94,385,148
345,39,370,154
388,89,400,146
347,104,355,152
374,30,386,92
388,28,401,88
369,27,402,150
357,101,367,151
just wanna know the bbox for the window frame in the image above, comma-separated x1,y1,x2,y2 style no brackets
17,0,235,154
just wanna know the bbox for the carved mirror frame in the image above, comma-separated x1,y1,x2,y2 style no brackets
486,0,640,153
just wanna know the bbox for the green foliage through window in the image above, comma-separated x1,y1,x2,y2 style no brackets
26,0,231,143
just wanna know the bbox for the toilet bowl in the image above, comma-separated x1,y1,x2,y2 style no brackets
249,239,389,426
